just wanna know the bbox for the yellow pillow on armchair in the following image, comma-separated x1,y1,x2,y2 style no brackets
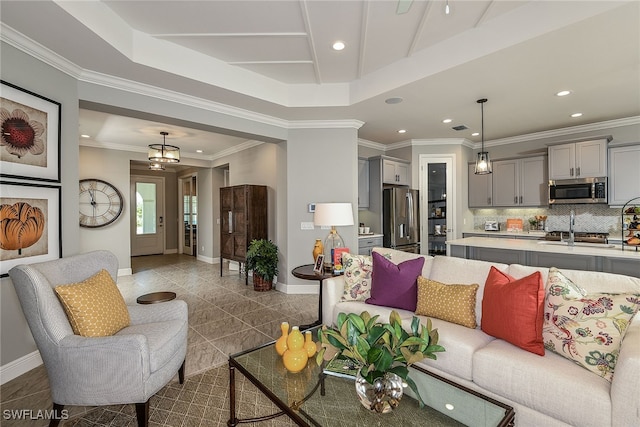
54,269,130,337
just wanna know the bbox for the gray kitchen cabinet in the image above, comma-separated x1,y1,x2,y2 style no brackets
462,233,542,240
367,156,412,234
382,158,410,186
358,158,370,209
548,139,608,180
608,144,640,206
490,156,547,207
468,163,492,207
462,247,526,265
358,235,383,256
529,252,597,271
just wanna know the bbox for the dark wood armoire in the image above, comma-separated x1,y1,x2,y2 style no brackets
220,185,268,280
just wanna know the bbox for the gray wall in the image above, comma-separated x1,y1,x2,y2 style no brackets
213,142,279,244
79,147,133,267
1,42,80,366
283,127,359,289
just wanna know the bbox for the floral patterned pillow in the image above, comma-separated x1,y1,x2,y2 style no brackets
543,267,640,382
341,253,373,301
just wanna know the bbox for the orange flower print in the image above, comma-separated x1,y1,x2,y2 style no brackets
0,202,45,255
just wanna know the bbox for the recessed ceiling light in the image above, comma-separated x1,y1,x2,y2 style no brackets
471,132,480,136
398,129,407,134
80,134,90,138
196,149,203,153
332,41,345,51
571,112,583,118
556,90,571,97
442,119,452,124
385,97,403,104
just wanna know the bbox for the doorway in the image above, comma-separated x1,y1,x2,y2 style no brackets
180,175,197,256
419,155,456,256
130,175,165,256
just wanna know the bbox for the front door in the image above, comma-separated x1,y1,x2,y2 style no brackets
130,175,165,256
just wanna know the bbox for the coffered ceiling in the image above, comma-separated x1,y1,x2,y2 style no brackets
1,0,638,160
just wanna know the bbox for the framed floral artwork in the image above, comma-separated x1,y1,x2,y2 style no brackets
0,181,61,277
0,80,61,182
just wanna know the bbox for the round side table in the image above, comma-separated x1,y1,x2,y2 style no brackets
291,264,339,329
136,291,177,304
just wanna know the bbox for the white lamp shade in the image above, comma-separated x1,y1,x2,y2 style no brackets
313,203,354,227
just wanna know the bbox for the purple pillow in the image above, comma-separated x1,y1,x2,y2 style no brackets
365,252,425,311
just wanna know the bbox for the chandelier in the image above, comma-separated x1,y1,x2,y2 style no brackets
148,131,180,163
148,162,165,171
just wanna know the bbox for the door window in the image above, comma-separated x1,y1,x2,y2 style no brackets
136,183,157,235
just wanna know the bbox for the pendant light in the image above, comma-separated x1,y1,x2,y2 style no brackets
474,98,492,175
148,131,180,163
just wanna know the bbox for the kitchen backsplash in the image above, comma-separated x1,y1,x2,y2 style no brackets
471,204,624,235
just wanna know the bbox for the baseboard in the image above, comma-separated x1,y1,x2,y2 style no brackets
196,254,216,264
0,350,43,385
276,282,319,294
164,249,178,254
118,268,132,277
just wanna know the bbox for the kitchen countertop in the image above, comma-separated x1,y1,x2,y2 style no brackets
358,233,383,239
447,236,640,260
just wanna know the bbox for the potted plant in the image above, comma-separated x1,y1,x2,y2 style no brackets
246,239,278,291
316,310,445,413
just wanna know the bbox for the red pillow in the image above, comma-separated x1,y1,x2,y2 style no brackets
481,266,545,356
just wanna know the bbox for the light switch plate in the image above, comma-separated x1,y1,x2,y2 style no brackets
301,222,315,230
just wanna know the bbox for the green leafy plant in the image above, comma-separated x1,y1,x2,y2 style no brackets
246,239,279,283
316,310,445,407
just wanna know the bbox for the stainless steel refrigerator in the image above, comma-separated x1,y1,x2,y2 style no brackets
383,188,420,253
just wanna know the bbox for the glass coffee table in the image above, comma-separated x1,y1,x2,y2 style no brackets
228,331,514,426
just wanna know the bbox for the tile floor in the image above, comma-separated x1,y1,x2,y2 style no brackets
1,254,318,426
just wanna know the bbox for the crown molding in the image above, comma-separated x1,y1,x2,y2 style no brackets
1,23,293,131
208,140,264,161
288,120,364,130
0,23,82,78
79,69,291,130
358,138,387,152
81,137,265,163
411,138,475,149
80,140,147,154
483,116,640,148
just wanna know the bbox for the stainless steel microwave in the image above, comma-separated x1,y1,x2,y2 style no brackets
549,177,607,204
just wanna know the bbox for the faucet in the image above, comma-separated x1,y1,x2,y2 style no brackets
568,209,575,247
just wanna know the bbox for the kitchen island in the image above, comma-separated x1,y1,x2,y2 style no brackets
447,236,640,278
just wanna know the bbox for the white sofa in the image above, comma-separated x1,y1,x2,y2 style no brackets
321,248,640,427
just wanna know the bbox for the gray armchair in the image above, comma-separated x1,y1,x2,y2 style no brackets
8,250,187,427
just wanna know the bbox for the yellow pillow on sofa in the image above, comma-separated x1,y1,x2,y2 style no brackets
54,269,130,337
416,276,479,328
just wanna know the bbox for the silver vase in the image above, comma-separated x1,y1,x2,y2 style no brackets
355,371,404,413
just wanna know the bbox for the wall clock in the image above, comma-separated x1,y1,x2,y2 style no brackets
79,179,124,228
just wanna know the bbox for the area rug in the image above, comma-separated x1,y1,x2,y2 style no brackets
62,364,297,427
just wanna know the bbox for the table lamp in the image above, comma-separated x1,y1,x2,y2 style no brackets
313,203,354,270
